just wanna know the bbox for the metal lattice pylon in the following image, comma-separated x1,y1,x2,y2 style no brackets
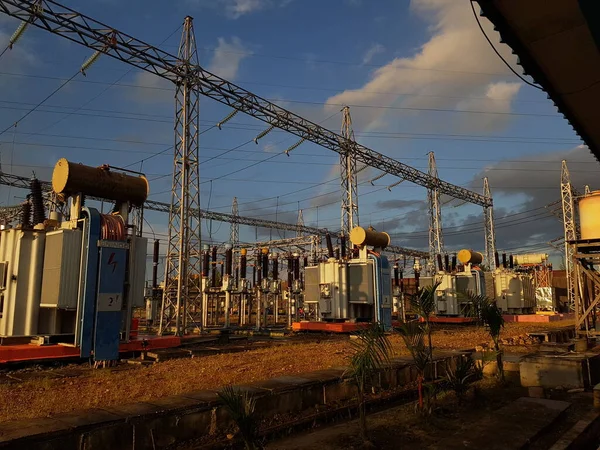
159,17,202,336
427,152,444,273
340,106,359,237
230,196,239,284
561,160,577,312
296,208,304,237
483,177,497,270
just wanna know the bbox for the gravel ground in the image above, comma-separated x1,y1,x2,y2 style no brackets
0,321,574,423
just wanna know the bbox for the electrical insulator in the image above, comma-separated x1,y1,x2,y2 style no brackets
217,109,239,129
80,50,102,76
284,138,305,156
369,172,386,186
253,125,274,144
387,180,404,192
9,20,30,49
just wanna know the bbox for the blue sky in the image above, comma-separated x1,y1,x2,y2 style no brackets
0,0,598,267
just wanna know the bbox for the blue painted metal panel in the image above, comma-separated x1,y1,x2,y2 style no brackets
79,208,101,358
94,246,126,361
369,254,392,330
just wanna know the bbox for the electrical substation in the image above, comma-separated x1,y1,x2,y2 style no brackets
1,0,600,449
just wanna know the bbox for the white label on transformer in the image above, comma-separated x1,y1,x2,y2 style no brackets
97,293,122,311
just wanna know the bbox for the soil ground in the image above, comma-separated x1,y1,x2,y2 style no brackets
0,320,574,423
267,380,596,450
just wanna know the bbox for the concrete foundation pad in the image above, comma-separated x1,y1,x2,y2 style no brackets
180,389,221,405
52,408,122,429
102,401,165,419
431,397,570,449
0,417,69,443
520,352,600,389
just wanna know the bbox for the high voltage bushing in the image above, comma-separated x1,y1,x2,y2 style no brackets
437,254,443,272
293,255,300,281
451,254,457,271
287,255,293,286
29,177,45,225
444,254,450,272
240,248,247,279
494,251,500,269
225,246,233,276
153,240,160,288
211,246,218,287
261,248,269,280
325,233,334,258
502,253,507,269
202,247,210,277
340,235,347,259
272,255,278,280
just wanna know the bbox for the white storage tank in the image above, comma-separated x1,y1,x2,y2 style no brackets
0,228,46,336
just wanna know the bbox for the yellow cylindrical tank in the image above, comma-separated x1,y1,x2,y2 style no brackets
349,226,390,249
580,191,600,240
52,158,149,206
457,249,483,265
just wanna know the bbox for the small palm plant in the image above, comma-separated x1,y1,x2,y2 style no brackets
465,293,506,381
218,385,259,450
444,355,479,404
346,322,392,442
397,321,430,410
410,282,440,359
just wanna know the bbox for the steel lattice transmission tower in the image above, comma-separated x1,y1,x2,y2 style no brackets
483,177,497,270
230,196,239,247
159,17,202,336
427,152,444,273
296,208,304,237
561,160,577,312
230,197,239,283
340,106,359,238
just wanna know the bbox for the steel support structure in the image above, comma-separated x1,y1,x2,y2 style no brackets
1,170,429,259
340,106,359,239
561,160,577,313
427,152,444,274
0,1,490,208
296,209,304,237
159,17,202,336
483,177,497,270
230,197,239,285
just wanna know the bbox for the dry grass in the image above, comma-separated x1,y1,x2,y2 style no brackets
0,321,573,423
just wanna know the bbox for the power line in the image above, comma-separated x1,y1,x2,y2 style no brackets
470,0,543,91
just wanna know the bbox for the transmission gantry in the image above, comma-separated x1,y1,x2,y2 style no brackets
427,152,444,273
561,160,577,312
158,17,202,335
483,177,497,270
340,106,359,239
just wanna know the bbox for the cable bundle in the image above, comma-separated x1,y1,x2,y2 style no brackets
100,214,126,241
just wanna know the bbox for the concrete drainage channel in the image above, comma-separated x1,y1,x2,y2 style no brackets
0,353,463,450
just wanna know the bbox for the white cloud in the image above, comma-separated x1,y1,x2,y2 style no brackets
208,37,252,81
188,0,292,19
128,71,173,104
362,43,385,65
324,0,524,134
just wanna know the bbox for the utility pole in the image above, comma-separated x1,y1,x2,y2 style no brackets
427,152,444,274
340,106,359,243
483,177,497,270
561,160,577,312
159,17,202,335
